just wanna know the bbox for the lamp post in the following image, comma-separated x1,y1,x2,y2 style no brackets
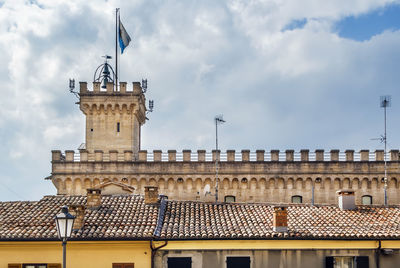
55,206,75,268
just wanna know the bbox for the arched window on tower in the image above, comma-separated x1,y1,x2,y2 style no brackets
362,195,372,205
291,195,303,204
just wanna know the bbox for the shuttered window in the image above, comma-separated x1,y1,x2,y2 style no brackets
8,265,22,268
8,264,60,268
325,256,369,268
112,263,134,268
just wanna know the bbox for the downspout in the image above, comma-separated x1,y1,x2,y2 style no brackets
375,240,381,268
151,195,168,268
151,240,168,268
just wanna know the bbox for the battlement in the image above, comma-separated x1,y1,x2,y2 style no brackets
79,81,144,95
51,149,400,162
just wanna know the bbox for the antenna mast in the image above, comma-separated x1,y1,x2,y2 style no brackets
380,95,391,206
215,115,225,202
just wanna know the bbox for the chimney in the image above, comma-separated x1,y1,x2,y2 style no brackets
69,204,85,229
273,206,288,232
86,188,102,209
144,186,159,204
337,190,356,210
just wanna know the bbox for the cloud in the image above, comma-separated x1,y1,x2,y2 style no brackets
1,0,400,201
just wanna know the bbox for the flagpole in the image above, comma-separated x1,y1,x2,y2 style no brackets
115,8,119,91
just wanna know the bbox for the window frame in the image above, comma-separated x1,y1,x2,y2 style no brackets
225,255,252,268
361,195,372,205
325,256,369,268
224,195,236,203
22,265,47,268
291,195,303,204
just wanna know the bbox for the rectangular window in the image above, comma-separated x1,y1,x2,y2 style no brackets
291,195,303,203
326,256,369,268
224,195,236,203
362,195,372,205
226,257,250,268
117,122,120,132
167,257,191,268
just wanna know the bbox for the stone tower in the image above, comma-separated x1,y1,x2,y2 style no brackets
79,81,147,154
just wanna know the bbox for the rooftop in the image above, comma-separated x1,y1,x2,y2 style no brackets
1,195,400,241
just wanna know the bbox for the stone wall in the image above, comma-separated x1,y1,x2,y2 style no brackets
50,149,400,205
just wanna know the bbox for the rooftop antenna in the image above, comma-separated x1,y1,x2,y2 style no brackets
147,100,154,114
380,95,391,206
214,115,226,202
142,79,148,93
68,78,79,99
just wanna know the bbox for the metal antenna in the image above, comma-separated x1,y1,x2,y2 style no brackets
380,95,391,206
68,78,79,99
215,115,225,202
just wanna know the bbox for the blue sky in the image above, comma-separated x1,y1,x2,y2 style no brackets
0,0,400,201
336,4,400,41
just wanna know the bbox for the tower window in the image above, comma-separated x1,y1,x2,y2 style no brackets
117,122,120,132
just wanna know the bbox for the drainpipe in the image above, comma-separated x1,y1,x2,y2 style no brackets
151,195,168,268
375,240,381,268
151,240,168,268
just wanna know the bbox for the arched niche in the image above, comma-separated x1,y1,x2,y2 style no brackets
287,178,294,190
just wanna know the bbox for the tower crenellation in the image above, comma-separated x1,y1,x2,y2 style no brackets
79,81,147,154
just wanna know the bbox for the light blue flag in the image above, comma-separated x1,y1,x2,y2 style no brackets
119,18,131,54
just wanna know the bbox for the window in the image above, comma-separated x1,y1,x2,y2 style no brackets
226,257,250,268
112,264,134,268
361,195,372,205
326,256,369,268
167,257,191,268
224,195,236,203
291,195,302,204
117,122,120,132
9,265,61,268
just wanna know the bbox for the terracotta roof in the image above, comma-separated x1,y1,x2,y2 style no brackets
2,196,400,241
158,200,400,240
0,195,158,240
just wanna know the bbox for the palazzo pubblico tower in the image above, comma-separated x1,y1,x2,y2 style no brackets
49,62,400,206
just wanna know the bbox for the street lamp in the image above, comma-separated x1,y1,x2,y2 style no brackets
55,206,75,268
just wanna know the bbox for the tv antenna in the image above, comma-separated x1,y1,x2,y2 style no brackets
68,78,79,99
214,115,226,202
380,95,391,206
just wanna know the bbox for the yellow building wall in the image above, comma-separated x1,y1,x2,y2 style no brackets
0,241,151,268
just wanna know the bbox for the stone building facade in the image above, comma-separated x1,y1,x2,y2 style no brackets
50,81,400,205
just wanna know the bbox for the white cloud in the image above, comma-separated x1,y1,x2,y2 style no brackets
1,0,400,201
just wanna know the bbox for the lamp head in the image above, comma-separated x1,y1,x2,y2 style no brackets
55,206,75,240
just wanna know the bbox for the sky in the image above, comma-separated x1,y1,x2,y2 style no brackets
1,0,400,201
